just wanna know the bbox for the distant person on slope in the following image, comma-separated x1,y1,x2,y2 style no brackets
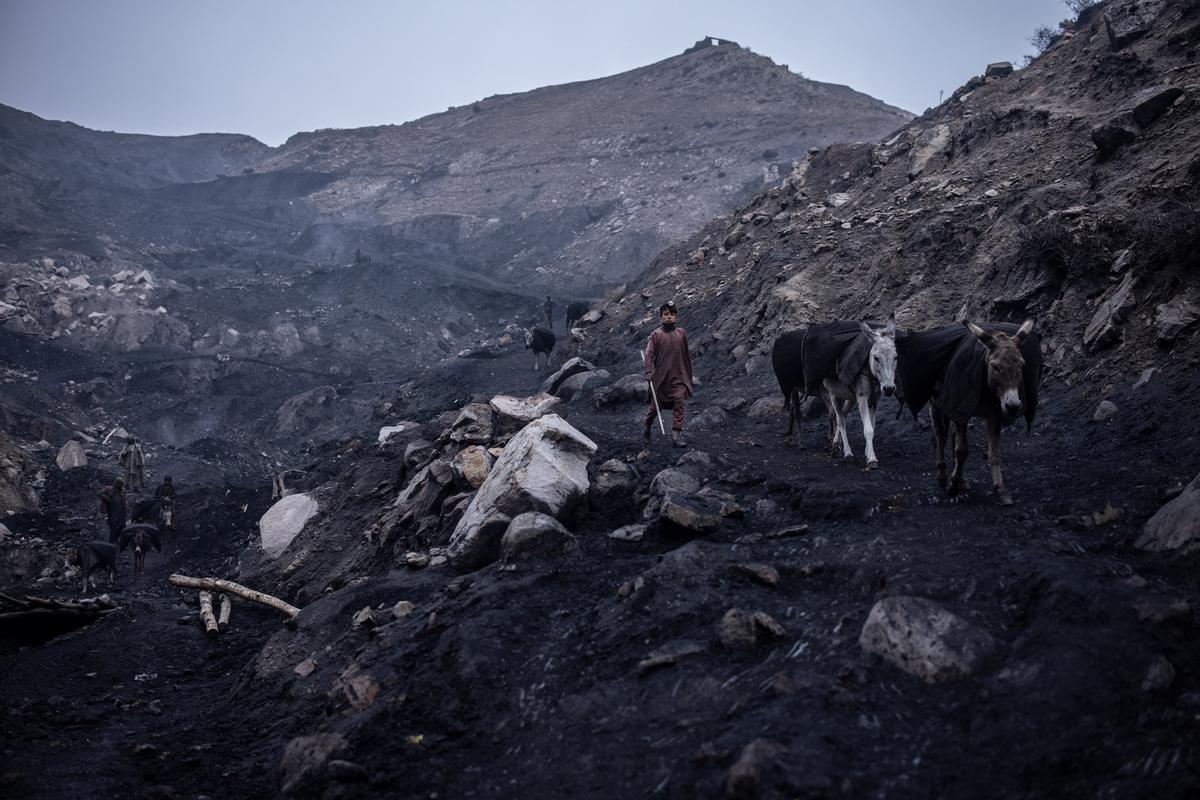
97,476,128,544
119,436,146,491
642,300,694,452
544,296,555,329
154,475,177,529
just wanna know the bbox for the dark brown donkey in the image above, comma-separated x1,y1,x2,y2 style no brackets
897,319,1041,504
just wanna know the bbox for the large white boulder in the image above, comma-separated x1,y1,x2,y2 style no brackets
55,440,88,471
447,414,596,569
259,493,319,558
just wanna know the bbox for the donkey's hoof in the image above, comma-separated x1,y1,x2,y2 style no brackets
996,493,1014,507
947,480,965,498
935,471,948,489
864,460,879,471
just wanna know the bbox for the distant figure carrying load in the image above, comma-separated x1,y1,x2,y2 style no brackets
642,300,693,451
97,476,127,544
119,436,145,491
525,327,556,371
543,296,555,330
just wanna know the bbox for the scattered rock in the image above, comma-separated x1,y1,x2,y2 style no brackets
607,523,646,542
55,440,87,471
1091,400,1119,423
539,357,595,395
1142,655,1176,692
734,563,780,587
293,658,317,678
351,606,376,631
725,739,786,800
279,733,348,793
1090,115,1138,159
746,397,781,418
448,415,596,569
447,402,494,445
644,468,702,519
985,61,1013,78
557,369,612,402
490,393,564,436
1083,273,1136,350
592,374,649,407
1135,473,1200,554
259,494,319,559
329,662,380,711
451,445,494,489
591,459,638,516
1131,85,1185,129
637,640,705,674
1154,297,1200,343
719,608,787,650
404,552,430,569
859,596,998,682
691,405,729,430
500,511,576,561
659,493,723,536
391,600,415,619
1104,0,1168,51
403,439,434,469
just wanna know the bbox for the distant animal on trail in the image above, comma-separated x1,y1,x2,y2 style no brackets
118,523,162,575
66,541,118,592
525,327,556,370
772,316,898,469
897,319,1041,505
564,301,589,330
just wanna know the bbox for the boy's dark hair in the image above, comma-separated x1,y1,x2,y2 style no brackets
659,301,678,314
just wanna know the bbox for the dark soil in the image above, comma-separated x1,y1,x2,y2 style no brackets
5,338,1197,799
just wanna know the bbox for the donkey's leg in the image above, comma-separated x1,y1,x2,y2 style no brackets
930,406,949,488
987,414,1013,506
948,420,969,496
857,387,878,469
835,397,853,458
823,387,839,455
783,389,796,445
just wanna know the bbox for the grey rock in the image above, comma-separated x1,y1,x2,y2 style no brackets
607,523,646,542
637,640,705,674
1092,400,1119,423
746,396,782,418
448,415,595,569
859,596,998,682
1142,655,1176,692
451,445,493,489
644,468,702,519
447,402,494,445
985,61,1013,78
403,439,434,469
557,369,612,402
691,405,729,430
1090,114,1138,159
259,494,319,559
1083,273,1136,350
1110,248,1135,274
279,733,347,793
501,511,575,561
540,357,595,395
351,606,376,630
1104,0,1167,50
719,608,787,650
490,393,563,437
55,440,87,471
1131,85,1185,129
593,374,649,407
659,493,723,536
726,739,785,800
1154,297,1200,343
591,458,638,514
1135,473,1200,554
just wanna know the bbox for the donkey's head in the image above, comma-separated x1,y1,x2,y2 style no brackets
965,318,1034,423
860,315,898,396
524,329,534,349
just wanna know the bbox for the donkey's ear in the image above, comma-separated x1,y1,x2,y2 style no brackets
964,320,994,347
860,320,877,339
883,313,896,338
1016,318,1035,341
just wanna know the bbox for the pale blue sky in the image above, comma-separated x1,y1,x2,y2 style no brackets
0,0,1073,146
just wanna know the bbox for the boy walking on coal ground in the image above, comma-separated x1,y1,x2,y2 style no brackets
119,436,145,491
642,300,693,452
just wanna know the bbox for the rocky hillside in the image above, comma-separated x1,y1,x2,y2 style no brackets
587,1,1200,393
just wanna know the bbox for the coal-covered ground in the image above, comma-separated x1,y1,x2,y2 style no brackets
2,336,1199,799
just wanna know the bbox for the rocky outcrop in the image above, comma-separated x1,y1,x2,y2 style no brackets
447,415,596,569
500,512,576,561
1155,297,1200,343
55,440,87,471
1083,273,1136,351
489,393,563,437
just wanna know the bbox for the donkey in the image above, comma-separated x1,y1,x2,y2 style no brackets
771,316,898,469
525,327,556,371
118,523,162,575
897,319,1040,505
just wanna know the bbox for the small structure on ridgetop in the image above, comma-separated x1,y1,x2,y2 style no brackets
683,36,741,55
